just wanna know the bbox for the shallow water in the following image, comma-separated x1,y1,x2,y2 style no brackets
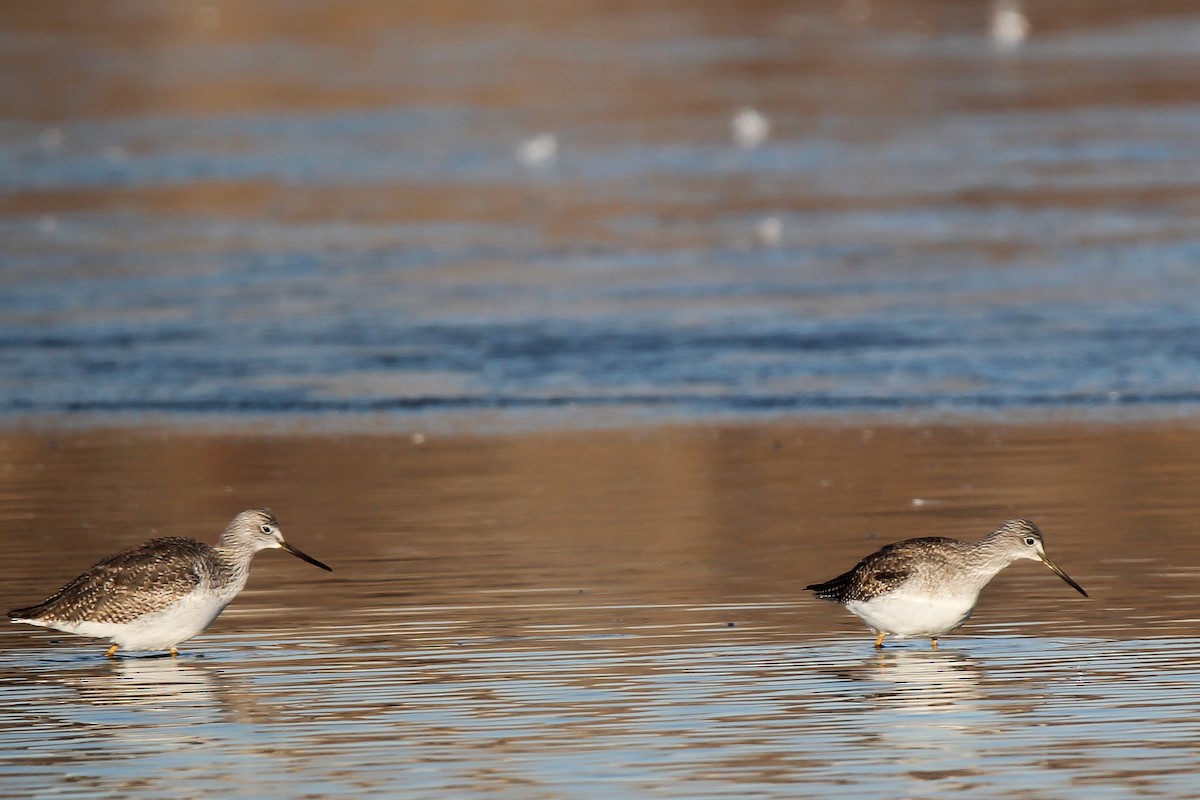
6,1,1200,797
4,2,1200,425
4,423,1200,797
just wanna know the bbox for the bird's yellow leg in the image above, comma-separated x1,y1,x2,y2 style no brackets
874,632,885,648
104,645,119,658
931,638,939,651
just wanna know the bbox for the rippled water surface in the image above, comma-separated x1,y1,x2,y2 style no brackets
6,1,1200,797
4,1,1200,423
4,424,1200,798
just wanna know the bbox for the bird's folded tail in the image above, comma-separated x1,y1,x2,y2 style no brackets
805,576,851,602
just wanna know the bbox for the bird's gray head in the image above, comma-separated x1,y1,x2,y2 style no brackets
221,509,332,571
988,518,1046,561
222,509,286,551
987,518,1086,596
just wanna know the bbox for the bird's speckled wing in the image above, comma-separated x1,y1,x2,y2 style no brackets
8,537,210,625
806,537,963,603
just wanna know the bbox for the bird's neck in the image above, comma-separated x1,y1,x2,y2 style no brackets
212,541,258,584
970,537,1025,578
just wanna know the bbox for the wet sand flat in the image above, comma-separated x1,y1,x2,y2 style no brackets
3,421,1200,798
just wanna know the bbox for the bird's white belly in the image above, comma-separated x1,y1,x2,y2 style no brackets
38,592,233,651
845,588,977,638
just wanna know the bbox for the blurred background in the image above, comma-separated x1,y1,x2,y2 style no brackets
8,6,1200,798
3,0,1200,427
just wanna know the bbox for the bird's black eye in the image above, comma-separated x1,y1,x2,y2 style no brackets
261,524,273,534
1023,536,1036,546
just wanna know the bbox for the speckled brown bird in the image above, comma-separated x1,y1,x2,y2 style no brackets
807,519,1087,649
8,509,332,657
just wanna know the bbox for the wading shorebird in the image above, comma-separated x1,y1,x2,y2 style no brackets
8,509,332,657
806,519,1087,649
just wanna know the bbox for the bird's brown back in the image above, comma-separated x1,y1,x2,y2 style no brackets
8,537,216,625
806,537,969,603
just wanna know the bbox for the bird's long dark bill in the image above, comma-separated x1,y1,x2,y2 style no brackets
1040,554,1086,597
280,541,333,571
